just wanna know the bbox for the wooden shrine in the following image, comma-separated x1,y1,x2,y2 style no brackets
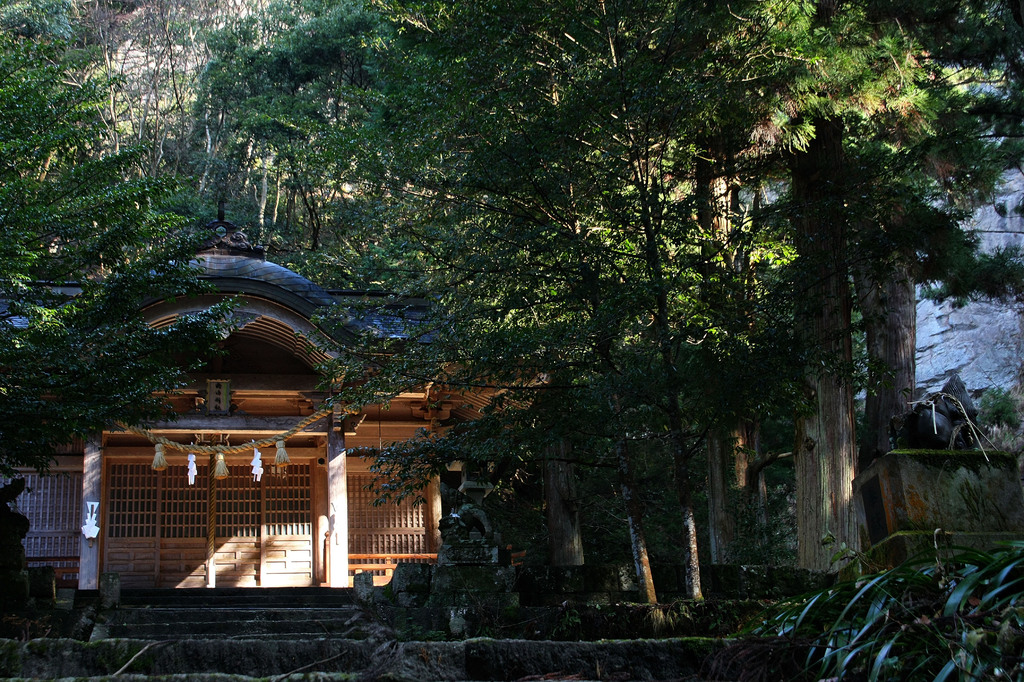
13,219,474,589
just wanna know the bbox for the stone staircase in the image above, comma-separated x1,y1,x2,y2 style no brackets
94,587,372,641
0,587,723,680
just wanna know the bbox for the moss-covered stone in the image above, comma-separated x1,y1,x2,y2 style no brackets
463,636,725,681
516,565,587,599
430,565,515,593
853,450,1024,565
651,564,681,593
891,449,1018,472
707,564,741,597
581,564,636,593
389,562,432,608
0,639,22,677
861,530,1024,571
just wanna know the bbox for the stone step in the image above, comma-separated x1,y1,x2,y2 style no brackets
103,616,368,640
0,636,722,680
110,605,363,625
94,587,371,643
117,587,356,609
98,631,368,642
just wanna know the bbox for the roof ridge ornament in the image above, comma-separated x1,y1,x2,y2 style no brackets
199,216,266,260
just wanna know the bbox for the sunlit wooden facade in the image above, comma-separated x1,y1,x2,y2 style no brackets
17,220,446,588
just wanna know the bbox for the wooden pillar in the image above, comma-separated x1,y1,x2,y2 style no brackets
78,435,102,589
327,413,349,586
425,477,442,554
315,453,330,585
206,453,216,588
423,417,442,555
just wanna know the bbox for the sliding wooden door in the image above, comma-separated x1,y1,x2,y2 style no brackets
104,460,313,588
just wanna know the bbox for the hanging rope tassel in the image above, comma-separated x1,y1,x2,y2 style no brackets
151,443,168,471
213,452,230,480
275,440,290,468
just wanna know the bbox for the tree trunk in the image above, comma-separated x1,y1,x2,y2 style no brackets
257,159,270,229
670,439,703,600
697,142,753,569
855,260,916,471
615,438,658,604
790,116,858,571
706,430,735,564
663,392,703,599
544,441,584,566
706,421,758,563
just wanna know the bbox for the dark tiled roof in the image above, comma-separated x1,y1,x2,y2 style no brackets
193,253,337,310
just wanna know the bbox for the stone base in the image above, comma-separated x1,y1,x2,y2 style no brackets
854,451,1024,554
388,562,432,608
99,572,120,609
28,566,56,605
425,565,517,608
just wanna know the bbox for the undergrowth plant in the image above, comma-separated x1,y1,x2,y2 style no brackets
707,542,1024,681
978,383,1024,455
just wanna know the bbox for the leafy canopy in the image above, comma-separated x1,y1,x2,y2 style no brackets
0,36,226,476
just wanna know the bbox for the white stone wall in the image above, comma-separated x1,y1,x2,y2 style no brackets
916,170,1024,394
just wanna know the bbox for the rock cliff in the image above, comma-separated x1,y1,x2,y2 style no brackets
916,170,1024,394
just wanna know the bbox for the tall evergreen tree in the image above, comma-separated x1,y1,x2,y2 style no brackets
769,0,1024,568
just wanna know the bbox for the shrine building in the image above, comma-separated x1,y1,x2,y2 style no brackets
14,220,469,589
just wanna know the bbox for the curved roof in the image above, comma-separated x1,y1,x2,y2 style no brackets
166,219,424,347
196,253,336,317
193,220,335,318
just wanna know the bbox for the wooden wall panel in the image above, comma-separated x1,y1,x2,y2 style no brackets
348,472,428,578
106,539,158,588
16,471,83,586
261,537,313,586
215,539,261,587
158,539,207,588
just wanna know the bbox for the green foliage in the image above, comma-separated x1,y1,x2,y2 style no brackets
194,0,380,279
922,248,1024,306
330,2,810,578
0,0,73,39
332,0,1024,583
979,387,1022,430
741,543,1024,681
0,36,226,475
725,475,798,567
552,604,582,640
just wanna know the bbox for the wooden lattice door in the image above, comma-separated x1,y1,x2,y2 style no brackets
105,463,160,587
213,464,262,586
159,463,208,587
261,464,313,586
104,459,313,588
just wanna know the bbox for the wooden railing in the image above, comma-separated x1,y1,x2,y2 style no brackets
348,548,526,575
348,553,437,578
